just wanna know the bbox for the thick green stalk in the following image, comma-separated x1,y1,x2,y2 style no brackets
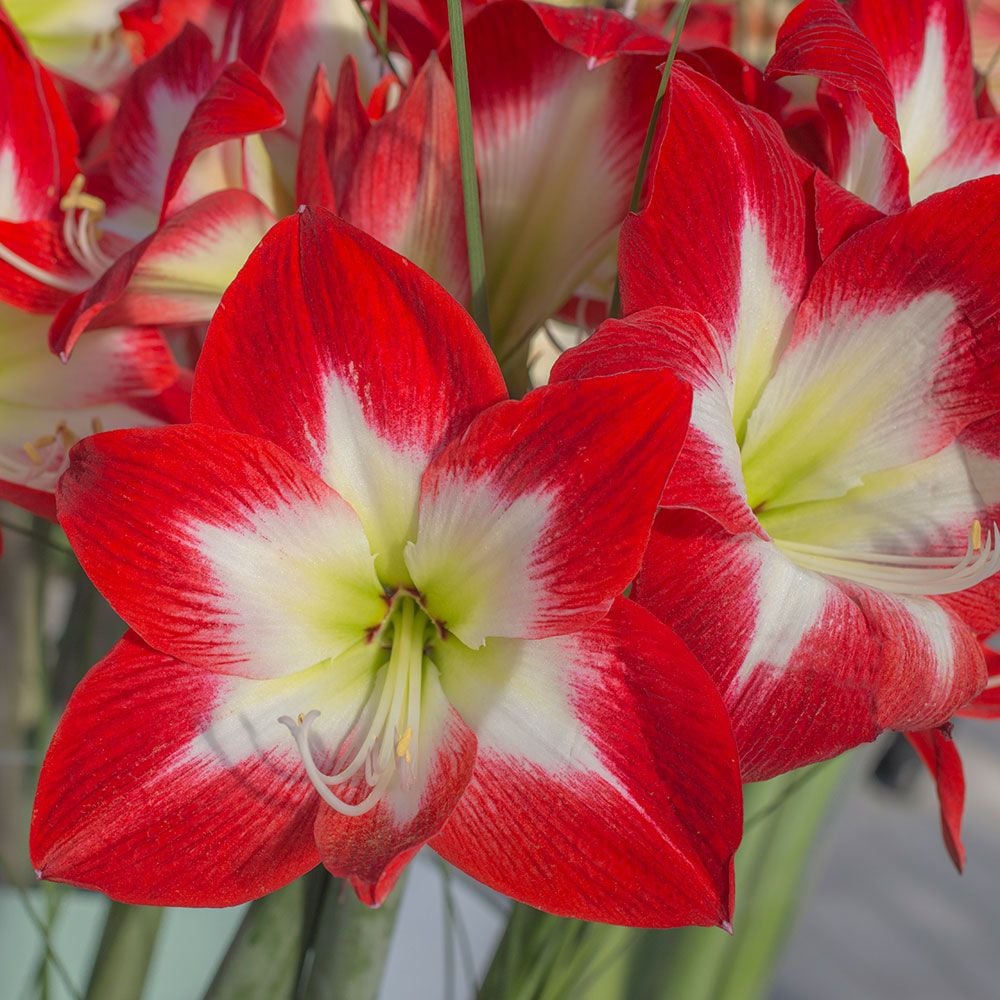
85,902,164,1000
607,0,692,319
445,0,493,344
299,874,406,1000
204,880,305,1000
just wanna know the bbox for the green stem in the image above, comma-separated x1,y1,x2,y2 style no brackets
350,0,406,81
608,0,692,318
299,873,406,1000
0,850,81,1000
206,879,305,1000
85,902,163,1000
446,0,493,343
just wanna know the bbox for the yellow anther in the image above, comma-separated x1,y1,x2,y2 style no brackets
22,441,43,465
972,519,983,552
91,416,105,434
60,174,107,221
56,422,78,449
396,727,412,761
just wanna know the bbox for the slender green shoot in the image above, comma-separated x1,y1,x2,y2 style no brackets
0,517,73,557
351,0,407,82
0,852,82,1000
608,0,693,318
445,0,493,343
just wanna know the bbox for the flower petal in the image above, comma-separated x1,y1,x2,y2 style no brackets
341,56,469,304
430,597,741,928
160,59,287,219
405,371,691,646
109,23,219,218
30,632,323,907
911,118,1000,201
846,585,986,731
766,0,910,212
57,424,385,677
620,65,810,439
0,12,77,222
906,725,966,871
850,0,976,181
192,208,506,586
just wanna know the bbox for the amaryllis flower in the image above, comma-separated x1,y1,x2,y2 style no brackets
768,0,1000,212
31,210,742,927
553,65,1000,781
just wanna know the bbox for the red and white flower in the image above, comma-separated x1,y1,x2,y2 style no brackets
553,65,1000,781
768,0,1000,211
31,209,742,927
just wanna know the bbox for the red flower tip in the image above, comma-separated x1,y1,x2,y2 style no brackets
720,919,734,936
346,849,415,908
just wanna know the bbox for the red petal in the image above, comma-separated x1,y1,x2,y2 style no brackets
30,632,321,906
57,424,384,677
768,0,905,155
906,725,966,872
0,12,78,222
619,65,810,439
0,220,91,313
455,0,667,351
342,57,469,303
431,598,741,928
958,646,1000,719
109,23,219,217
406,371,691,646
161,59,286,218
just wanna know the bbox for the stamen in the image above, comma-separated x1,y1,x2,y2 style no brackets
278,596,433,817
775,521,1000,596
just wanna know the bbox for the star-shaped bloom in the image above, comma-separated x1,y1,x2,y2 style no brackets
554,65,1000,781
31,209,742,928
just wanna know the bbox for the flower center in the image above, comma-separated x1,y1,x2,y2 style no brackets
279,591,442,817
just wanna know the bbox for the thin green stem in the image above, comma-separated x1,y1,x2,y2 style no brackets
0,851,82,1000
446,0,493,343
744,760,830,830
608,0,692,318
0,517,72,556
351,0,406,81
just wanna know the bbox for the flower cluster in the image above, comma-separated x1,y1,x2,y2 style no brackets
2,0,997,927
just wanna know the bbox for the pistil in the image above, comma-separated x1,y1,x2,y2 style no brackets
773,520,1000,596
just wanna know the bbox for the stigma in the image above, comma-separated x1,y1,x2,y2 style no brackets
774,520,1000,597
279,594,436,817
